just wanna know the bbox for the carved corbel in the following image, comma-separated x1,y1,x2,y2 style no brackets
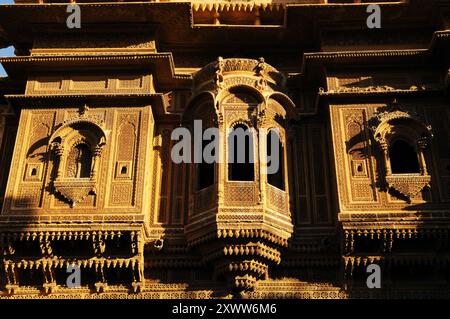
344,230,355,256
94,263,107,293
1,240,15,256
93,233,106,257
39,238,53,257
213,56,225,90
255,57,268,91
382,230,394,253
42,263,56,294
5,263,18,294
132,260,145,293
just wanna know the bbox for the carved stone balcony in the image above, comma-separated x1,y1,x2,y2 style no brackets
385,174,431,199
183,57,296,293
186,181,293,292
53,179,96,208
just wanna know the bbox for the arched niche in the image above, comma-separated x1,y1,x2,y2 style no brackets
49,120,107,207
371,106,433,200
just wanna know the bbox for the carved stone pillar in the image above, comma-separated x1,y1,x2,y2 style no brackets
90,145,103,180
417,137,429,175
52,142,64,180
217,113,225,207
379,140,391,175
286,126,296,212
258,126,267,205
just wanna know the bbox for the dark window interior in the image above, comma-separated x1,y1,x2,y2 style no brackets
389,139,420,174
76,144,93,178
228,124,254,181
267,129,285,190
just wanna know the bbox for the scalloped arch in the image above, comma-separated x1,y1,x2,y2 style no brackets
50,119,107,146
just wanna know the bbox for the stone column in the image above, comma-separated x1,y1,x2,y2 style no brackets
90,145,103,180
417,137,428,175
52,142,64,180
380,140,391,175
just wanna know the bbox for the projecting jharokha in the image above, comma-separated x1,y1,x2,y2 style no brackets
0,0,450,299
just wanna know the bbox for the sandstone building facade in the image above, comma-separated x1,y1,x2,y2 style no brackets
0,0,450,298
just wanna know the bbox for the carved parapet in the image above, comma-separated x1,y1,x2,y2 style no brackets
385,174,431,199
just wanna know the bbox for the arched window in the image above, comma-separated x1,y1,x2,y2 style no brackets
197,134,215,190
228,124,254,181
267,129,285,190
66,143,93,178
389,139,420,174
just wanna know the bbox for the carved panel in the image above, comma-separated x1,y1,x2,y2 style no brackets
118,76,143,89
32,34,156,54
267,184,287,213
14,187,41,208
26,74,153,95
70,77,108,90
110,184,133,206
343,109,376,203
352,183,374,201
35,78,62,91
224,182,256,205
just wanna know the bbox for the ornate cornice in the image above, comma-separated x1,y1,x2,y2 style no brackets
0,53,191,90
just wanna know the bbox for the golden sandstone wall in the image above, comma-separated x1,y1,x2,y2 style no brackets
0,0,449,299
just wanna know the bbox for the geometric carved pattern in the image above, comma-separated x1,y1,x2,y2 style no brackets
352,182,374,201
385,174,431,199
267,184,287,213
110,184,133,206
224,183,256,205
14,187,41,208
